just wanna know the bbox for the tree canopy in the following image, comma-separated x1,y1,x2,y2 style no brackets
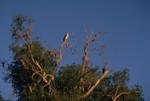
0,15,144,101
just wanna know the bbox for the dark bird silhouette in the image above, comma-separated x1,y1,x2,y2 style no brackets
102,63,107,74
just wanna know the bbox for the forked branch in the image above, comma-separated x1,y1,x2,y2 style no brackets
77,65,110,100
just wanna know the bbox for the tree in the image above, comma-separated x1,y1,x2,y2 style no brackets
3,15,58,100
0,91,4,101
91,69,144,101
1,15,144,101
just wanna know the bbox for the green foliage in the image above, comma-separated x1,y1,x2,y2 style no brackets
4,15,56,100
6,41,57,100
10,15,33,44
56,64,81,93
90,69,144,101
2,15,144,101
55,64,81,100
54,64,100,101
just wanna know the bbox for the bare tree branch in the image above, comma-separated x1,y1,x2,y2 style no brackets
114,92,130,101
107,84,130,101
77,30,110,100
77,68,110,100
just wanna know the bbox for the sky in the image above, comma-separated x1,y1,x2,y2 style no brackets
0,0,149,100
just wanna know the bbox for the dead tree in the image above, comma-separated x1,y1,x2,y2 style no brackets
77,29,110,100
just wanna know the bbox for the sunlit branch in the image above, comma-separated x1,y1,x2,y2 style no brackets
77,67,110,100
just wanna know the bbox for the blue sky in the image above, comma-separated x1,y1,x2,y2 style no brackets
0,0,149,100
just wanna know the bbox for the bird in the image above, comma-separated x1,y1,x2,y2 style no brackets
63,33,69,42
102,63,107,74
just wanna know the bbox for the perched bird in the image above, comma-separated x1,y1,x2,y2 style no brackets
102,64,107,74
63,33,69,42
